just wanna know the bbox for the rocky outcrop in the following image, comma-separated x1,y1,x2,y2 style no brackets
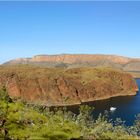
30,54,131,64
0,66,138,106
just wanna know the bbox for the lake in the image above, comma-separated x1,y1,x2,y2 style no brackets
69,79,140,126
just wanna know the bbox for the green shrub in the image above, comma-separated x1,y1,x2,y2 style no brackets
0,87,140,139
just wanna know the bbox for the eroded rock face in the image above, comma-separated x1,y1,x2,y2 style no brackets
5,54,132,64
5,54,140,72
31,54,131,64
0,66,138,106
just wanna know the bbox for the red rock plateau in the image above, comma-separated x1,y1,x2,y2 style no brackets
0,66,138,106
4,54,140,73
4,54,135,64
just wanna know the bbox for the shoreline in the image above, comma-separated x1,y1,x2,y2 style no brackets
27,90,138,108
57,91,138,107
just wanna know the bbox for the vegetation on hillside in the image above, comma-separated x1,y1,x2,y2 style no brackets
0,87,140,139
0,65,137,106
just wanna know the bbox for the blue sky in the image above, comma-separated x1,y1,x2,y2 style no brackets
0,1,140,63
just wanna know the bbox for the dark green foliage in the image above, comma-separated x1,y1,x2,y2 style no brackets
134,114,140,136
0,88,139,139
0,86,12,103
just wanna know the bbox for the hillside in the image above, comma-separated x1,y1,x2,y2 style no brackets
0,66,138,106
3,54,140,73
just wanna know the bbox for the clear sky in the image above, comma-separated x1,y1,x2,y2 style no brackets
0,1,140,64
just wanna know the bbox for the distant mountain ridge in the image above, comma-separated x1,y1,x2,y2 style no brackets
3,54,140,71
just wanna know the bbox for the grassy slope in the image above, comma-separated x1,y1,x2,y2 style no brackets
0,65,131,82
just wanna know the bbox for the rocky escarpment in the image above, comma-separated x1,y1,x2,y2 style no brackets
4,54,140,72
4,54,131,64
3,54,133,66
0,66,138,106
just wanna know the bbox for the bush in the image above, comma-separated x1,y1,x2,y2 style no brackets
0,87,139,139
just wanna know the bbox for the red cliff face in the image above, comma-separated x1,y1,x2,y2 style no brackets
0,66,138,106
8,54,132,64
5,54,140,73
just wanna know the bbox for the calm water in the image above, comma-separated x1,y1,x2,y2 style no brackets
69,79,140,126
